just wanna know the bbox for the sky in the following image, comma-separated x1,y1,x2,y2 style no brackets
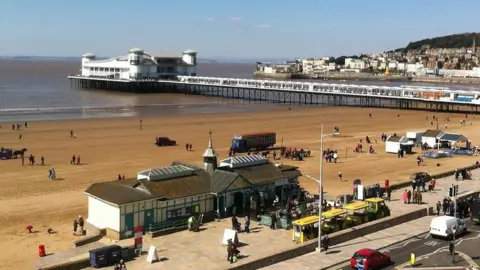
1,0,480,59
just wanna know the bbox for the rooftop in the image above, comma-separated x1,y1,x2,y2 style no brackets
137,165,194,181
219,155,268,169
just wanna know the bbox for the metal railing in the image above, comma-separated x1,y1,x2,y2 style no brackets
147,218,188,232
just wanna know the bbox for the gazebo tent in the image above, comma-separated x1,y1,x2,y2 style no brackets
437,133,469,148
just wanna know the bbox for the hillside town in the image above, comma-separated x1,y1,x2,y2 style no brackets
255,35,480,79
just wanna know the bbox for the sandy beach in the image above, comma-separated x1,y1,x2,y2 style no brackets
0,106,479,269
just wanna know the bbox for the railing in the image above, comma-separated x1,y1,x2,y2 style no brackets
147,218,188,232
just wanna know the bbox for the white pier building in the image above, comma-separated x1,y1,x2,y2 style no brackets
80,48,197,80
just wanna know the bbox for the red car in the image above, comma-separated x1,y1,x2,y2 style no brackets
350,249,392,270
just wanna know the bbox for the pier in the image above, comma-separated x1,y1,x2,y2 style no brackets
68,75,480,113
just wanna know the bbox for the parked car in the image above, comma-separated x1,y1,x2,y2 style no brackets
350,248,392,270
154,137,177,147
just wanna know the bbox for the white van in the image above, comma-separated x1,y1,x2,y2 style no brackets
430,216,467,239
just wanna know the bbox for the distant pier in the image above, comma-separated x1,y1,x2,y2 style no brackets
68,75,480,114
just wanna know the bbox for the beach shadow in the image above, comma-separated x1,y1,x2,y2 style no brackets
54,178,65,181
76,163,89,166
236,242,249,248
326,250,341,255
195,228,207,232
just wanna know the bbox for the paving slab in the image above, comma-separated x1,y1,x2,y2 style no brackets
262,170,480,270
260,216,433,270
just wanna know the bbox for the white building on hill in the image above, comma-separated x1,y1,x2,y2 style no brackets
80,48,197,80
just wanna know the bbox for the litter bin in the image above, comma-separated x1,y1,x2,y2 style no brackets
108,245,122,265
89,246,108,268
38,244,46,257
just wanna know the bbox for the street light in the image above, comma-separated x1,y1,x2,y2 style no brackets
304,124,333,252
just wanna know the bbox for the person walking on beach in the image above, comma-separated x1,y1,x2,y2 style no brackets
24,121,28,128
338,172,342,181
70,130,74,138
21,155,25,166
71,155,76,165
76,155,81,165
18,134,22,140
41,156,45,166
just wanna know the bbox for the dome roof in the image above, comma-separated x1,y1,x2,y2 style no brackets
183,49,197,54
82,53,95,58
129,48,144,53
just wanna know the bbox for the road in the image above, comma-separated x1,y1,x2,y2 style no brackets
334,219,480,270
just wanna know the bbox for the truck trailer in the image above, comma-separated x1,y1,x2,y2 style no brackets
231,132,276,153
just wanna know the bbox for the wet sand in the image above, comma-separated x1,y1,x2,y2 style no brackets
0,106,479,269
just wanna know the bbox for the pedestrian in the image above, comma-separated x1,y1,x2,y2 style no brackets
51,168,56,180
21,155,24,166
140,119,143,130
386,186,392,201
449,240,455,256
71,154,75,165
18,134,22,140
270,213,277,230
407,190,412,204
41,156,45,166
24,121,28,128
70,130,73,138
73,219,78,234
12,124,15,130
231,215,238,231
436,201,441,216
322,235,330,254
78,215,84,235
122,174,125,180
338,172,342,181
402,190,408,204
48,169,53,180
244,216,250,233
76,155,81,165
185,143,189,151
118,174,122,180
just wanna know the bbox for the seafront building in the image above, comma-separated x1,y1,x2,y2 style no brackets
84,135,301,239
80,48,198,80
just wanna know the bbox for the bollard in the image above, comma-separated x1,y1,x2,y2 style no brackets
38,244,46,257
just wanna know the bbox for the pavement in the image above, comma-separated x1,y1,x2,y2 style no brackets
332,219,480,270
261,169,480,270
38,168,480,270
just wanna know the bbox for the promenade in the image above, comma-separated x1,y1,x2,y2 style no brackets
35,166,480,270
261,169,480,269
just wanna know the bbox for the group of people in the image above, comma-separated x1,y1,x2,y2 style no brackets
184,143,193,151
73,215,85,236
48,168,57,180
24,154,45,166
402,189,423,204
323,149,338,163
71,154,81,165
436,197,472,218
12,122,28,130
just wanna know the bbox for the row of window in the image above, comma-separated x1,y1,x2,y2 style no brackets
166,205,200,220
87,67,122,72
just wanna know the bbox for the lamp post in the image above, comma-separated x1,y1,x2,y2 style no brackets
305,124,332,252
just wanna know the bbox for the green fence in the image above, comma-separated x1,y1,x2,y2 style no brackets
148,218,188,232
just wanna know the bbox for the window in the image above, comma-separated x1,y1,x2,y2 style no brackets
165,205,200,221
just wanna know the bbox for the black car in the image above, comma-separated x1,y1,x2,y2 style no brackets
154,137,177,147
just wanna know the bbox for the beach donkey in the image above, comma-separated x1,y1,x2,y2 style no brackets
13,148,27,158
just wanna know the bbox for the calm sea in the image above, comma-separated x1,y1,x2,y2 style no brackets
0,59,478,121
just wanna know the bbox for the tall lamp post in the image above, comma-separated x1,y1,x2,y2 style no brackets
305,124,332,252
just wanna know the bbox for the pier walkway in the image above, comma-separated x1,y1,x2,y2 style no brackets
68,75,480,113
